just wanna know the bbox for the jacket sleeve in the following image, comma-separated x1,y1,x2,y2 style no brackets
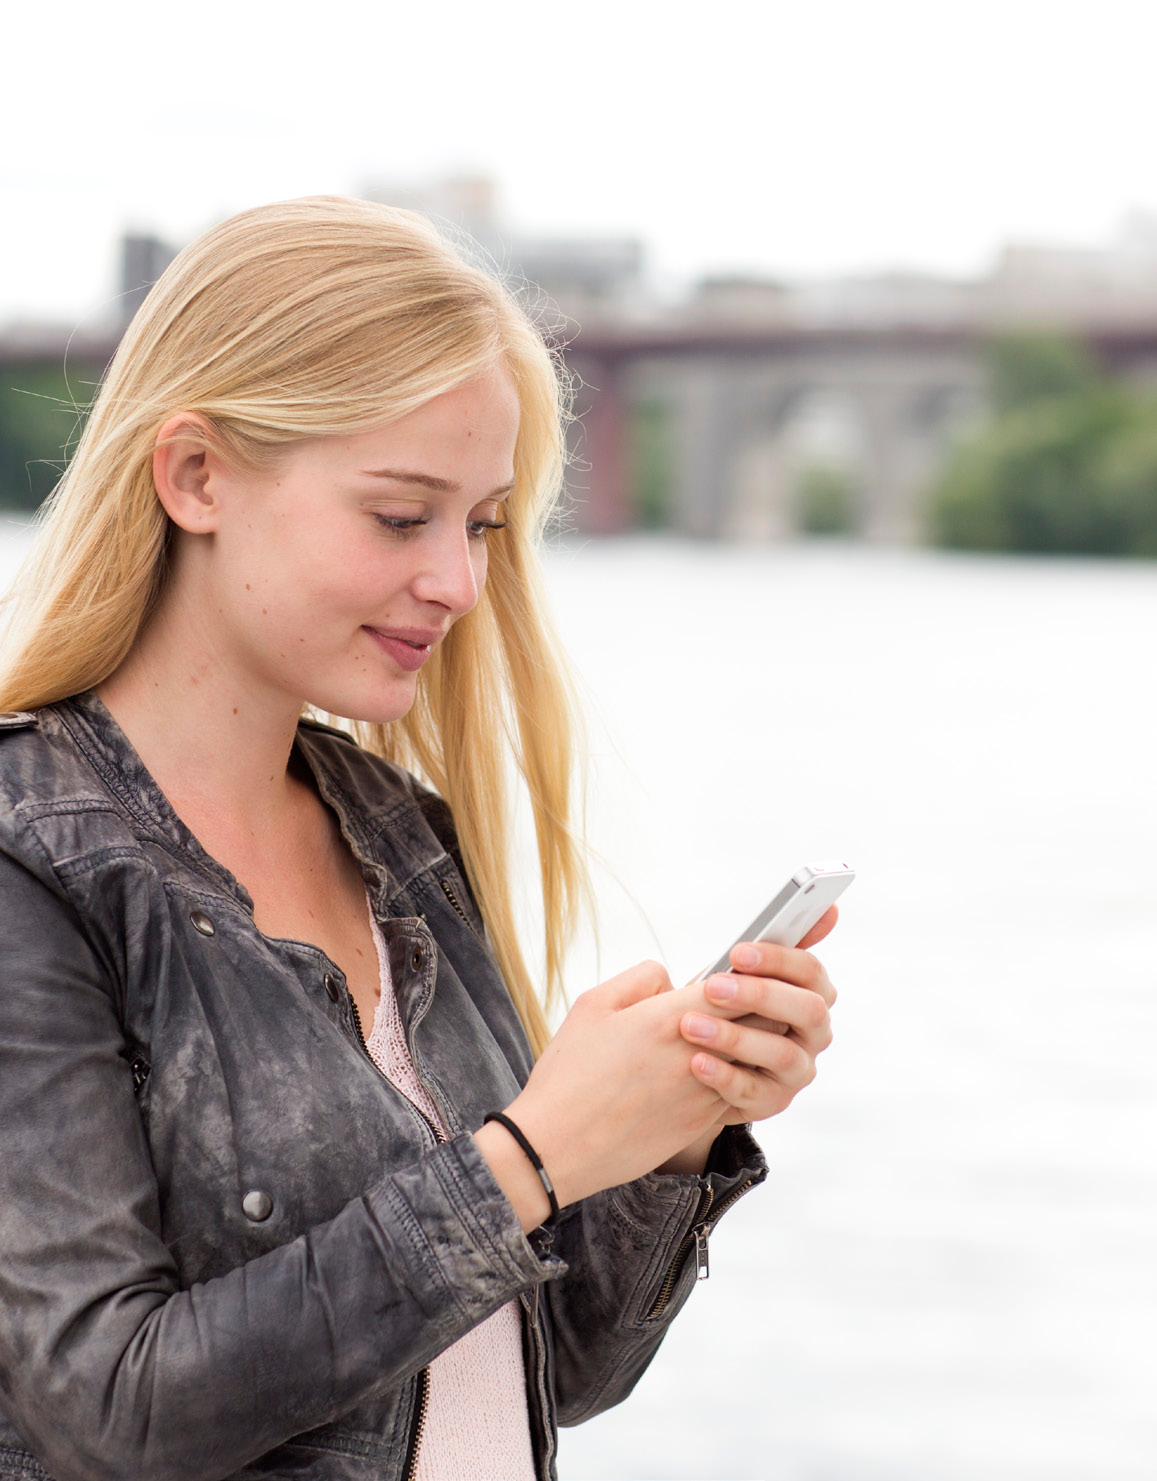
0,846,562,1481
544,1124,767,1425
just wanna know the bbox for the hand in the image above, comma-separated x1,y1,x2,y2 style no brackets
677,906,838,1126
482,961,735,1222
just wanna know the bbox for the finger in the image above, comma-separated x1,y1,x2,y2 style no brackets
682,1006,830,1073
701,972,835,1027
796,904,838,951
583,960,673,1013
733,1011,790,1036
722,941,837,1006
688,1051,812,1119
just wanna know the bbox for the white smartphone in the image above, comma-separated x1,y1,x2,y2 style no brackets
694,861,854,982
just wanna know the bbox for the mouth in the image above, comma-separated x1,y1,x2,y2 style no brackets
363,626,443,673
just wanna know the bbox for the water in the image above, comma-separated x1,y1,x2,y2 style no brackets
539,540,1157,1481
2,526,1154,1479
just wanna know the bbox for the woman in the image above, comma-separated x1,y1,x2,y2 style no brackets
0,197,837,1481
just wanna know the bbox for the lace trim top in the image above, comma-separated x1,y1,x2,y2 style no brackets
363,901,535,1481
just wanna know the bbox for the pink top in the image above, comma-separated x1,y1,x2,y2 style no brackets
364,903,535,1481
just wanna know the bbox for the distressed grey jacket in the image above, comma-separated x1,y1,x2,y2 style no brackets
0,692,765,1481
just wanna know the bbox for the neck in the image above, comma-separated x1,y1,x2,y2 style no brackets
97,583,305,832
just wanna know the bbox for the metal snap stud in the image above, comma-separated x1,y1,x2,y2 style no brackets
410,945,423,972
189,910,215,937
241,1189,273,1223
323,972,340,1003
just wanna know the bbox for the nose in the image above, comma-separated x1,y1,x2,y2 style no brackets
411,526,484,618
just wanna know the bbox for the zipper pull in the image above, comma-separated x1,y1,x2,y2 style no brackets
695,1224,710,1281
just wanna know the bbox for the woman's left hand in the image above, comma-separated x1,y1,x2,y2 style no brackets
677,910,838,1127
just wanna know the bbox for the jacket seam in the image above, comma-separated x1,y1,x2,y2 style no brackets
436,1138,548,1292
376,1175,473,1336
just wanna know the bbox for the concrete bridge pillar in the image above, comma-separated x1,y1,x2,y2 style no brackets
665,361,746,537
858,387,928,544
718,387,801,541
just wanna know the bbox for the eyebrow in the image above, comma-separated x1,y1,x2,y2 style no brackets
360,467,516,497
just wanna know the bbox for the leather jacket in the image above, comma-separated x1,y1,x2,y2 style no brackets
0,691,766,1481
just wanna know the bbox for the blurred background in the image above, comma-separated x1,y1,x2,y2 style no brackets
2,2,1154,1476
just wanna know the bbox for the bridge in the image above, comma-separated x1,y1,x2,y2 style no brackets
563,321,1157,540
5,320,1157,539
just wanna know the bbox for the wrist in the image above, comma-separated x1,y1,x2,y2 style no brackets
474,1119,554,1233
656,1126,718,1176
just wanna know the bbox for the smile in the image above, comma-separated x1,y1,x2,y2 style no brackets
363,626,440,673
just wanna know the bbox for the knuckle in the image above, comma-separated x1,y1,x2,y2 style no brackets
572,986,597,1014
714,1019,741,1053
798,952,823,988
641,958,672,990
725,1064,759,1111
778,1039,811,1083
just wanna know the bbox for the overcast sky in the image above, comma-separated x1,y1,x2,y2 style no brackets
4,0,1157,326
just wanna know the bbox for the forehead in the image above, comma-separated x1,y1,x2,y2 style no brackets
342,369,521,477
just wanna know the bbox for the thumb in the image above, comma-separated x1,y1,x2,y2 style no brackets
796,904,838,951
589,959,673,1012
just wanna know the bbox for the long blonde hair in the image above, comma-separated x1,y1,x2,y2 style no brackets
0,196,587,1054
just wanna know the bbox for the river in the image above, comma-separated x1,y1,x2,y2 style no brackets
2,524,1154,1480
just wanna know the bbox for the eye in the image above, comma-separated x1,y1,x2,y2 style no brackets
372,514,428,536
467,518,509,541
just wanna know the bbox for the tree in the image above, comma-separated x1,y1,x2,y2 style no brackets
0,365,98,511
927,334,1157,556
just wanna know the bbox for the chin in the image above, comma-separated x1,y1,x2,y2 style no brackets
304,678,419,729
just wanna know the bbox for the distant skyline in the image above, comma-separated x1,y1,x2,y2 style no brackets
4,0,1157,326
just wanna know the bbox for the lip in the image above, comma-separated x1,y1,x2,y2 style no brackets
363,625,444,673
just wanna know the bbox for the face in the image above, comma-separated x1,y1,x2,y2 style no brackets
194,365,521,723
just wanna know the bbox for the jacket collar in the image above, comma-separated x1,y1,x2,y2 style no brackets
55,690,418,910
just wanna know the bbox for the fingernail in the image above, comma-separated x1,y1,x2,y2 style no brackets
686,1013,718,1040
694,1053,718,1076
732,944,759,969
706,975,737,1002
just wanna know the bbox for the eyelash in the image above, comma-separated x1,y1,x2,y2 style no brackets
373,516,508,541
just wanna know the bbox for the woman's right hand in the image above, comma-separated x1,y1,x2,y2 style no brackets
474,962,729,1228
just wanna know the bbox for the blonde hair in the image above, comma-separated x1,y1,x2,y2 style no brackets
0,196,588,1054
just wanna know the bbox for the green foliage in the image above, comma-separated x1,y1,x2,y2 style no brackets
928,333,1157,556
1093,418,1157,556
986,332,1101,413
795,462,859,536
0,365,97,511
630,399,671,529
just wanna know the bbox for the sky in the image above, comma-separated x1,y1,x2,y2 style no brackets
4,0,1157,326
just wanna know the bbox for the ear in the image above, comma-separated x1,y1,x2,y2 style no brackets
152,413,228,533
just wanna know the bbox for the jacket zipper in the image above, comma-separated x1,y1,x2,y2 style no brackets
347,993,369,1052
520,1284,553,1480
344,966,442,1479
440,876,477,934
402,1367,430,1481
645,1175,756,1321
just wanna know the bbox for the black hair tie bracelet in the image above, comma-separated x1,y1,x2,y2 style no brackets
483,1111,560,1222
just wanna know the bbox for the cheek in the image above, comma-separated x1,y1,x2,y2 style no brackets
472,542,491,591
303,545,408,622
